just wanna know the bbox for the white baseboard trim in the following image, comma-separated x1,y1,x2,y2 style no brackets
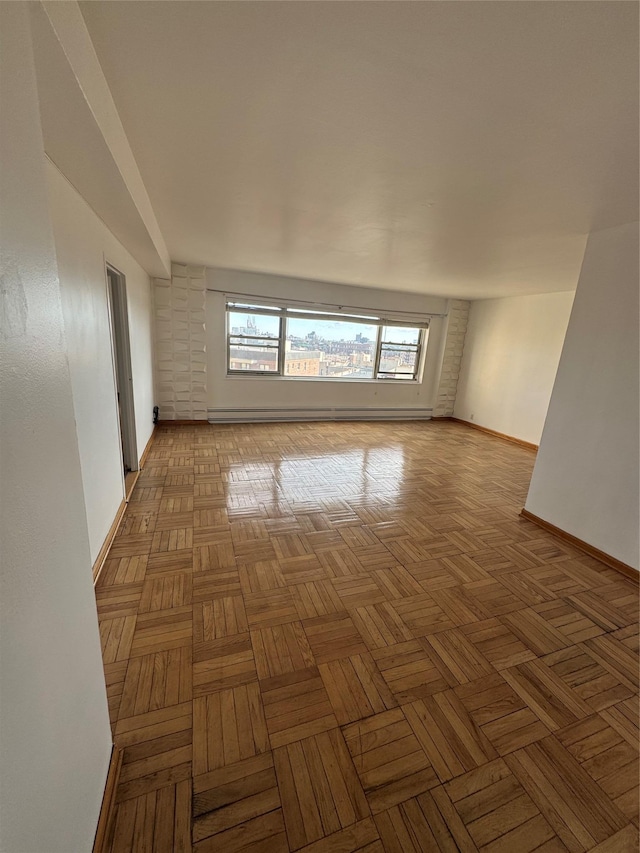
208,407,433,424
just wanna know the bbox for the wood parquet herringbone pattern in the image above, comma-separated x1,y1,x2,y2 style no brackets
97,420,639,852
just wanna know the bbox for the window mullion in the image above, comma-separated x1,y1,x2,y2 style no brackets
373,325,383,378
412,331,423,379
277,316,285,375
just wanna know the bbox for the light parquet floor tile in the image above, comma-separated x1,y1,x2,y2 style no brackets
404,691,498,783
260,666,338,748
119,647,192,719
444,757,568,852
274,730,370,849
100,554,149,586
192,753,285,850
194,596,248,641
192,569,241,602
193,684,269,774
193,634,257,695
600,695,639,748
371,640,450,704
129,605,193,657
501,657,592,731
295,818,383,853
500,608,571,656
139,572,192,613
319,653,397,725
100,615,137,664
109,780,191,853
252,621,316,679
422,628,494,686
569,584,639,632
331,574,388,610
460,617,536,670
302,612,368,663
390,593,455,637
374,787,476,852
506,736,629,852
541,644,635,712
531,599,605,645
456,673,550,756
343,708,438,814
116,735,192,803
245,587,299,629
556,714,639,826
351,602,414,650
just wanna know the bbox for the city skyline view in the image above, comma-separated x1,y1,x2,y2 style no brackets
228,311,423,379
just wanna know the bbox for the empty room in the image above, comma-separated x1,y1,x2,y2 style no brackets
1,2,638,852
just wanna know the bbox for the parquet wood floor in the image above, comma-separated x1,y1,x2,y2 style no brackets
97,420,639,852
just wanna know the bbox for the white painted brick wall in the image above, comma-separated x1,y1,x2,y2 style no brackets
153,263,207,420
433,299,470,417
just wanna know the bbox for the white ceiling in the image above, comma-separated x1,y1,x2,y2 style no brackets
80,1,638,299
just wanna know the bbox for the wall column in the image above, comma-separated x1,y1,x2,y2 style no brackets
433,299,470,417
154,263,207,420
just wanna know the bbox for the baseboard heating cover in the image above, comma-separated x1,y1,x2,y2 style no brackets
208,407,433,423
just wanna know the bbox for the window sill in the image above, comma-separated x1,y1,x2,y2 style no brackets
225,373,419,384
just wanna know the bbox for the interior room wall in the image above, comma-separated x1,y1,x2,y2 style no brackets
454,291,575,444
0,5,113,851
205,267,450,419
525,221,639,569
47,162,155,563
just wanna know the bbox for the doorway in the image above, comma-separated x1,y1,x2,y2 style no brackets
106,265,138,491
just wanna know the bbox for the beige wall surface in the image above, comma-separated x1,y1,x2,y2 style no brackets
454,291,574,444
0,6,112,851
526,222,639,569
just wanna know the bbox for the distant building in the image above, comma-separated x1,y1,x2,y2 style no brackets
285,350,322,375
229,345,323,375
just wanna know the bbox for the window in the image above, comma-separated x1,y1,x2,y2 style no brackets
285,314,378,378
227,308,282,373
376,326,422,380
226,301,428,380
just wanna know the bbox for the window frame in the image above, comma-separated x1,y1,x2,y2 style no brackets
225,301,427,382
227,309,285,376
374,327,423,381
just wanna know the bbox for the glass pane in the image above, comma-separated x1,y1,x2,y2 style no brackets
229,343,279,372
381,326,420,345
285,317,376,378
378,346,418,376
228,311,280,338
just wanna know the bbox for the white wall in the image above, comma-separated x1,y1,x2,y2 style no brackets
526,222,639,569
0,5,113,851
454,291,575,444
206,267,449,417
47,162,155,562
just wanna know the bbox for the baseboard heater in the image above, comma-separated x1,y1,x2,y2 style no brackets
208,407,433,424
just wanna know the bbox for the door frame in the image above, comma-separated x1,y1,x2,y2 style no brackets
106,263,139,476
